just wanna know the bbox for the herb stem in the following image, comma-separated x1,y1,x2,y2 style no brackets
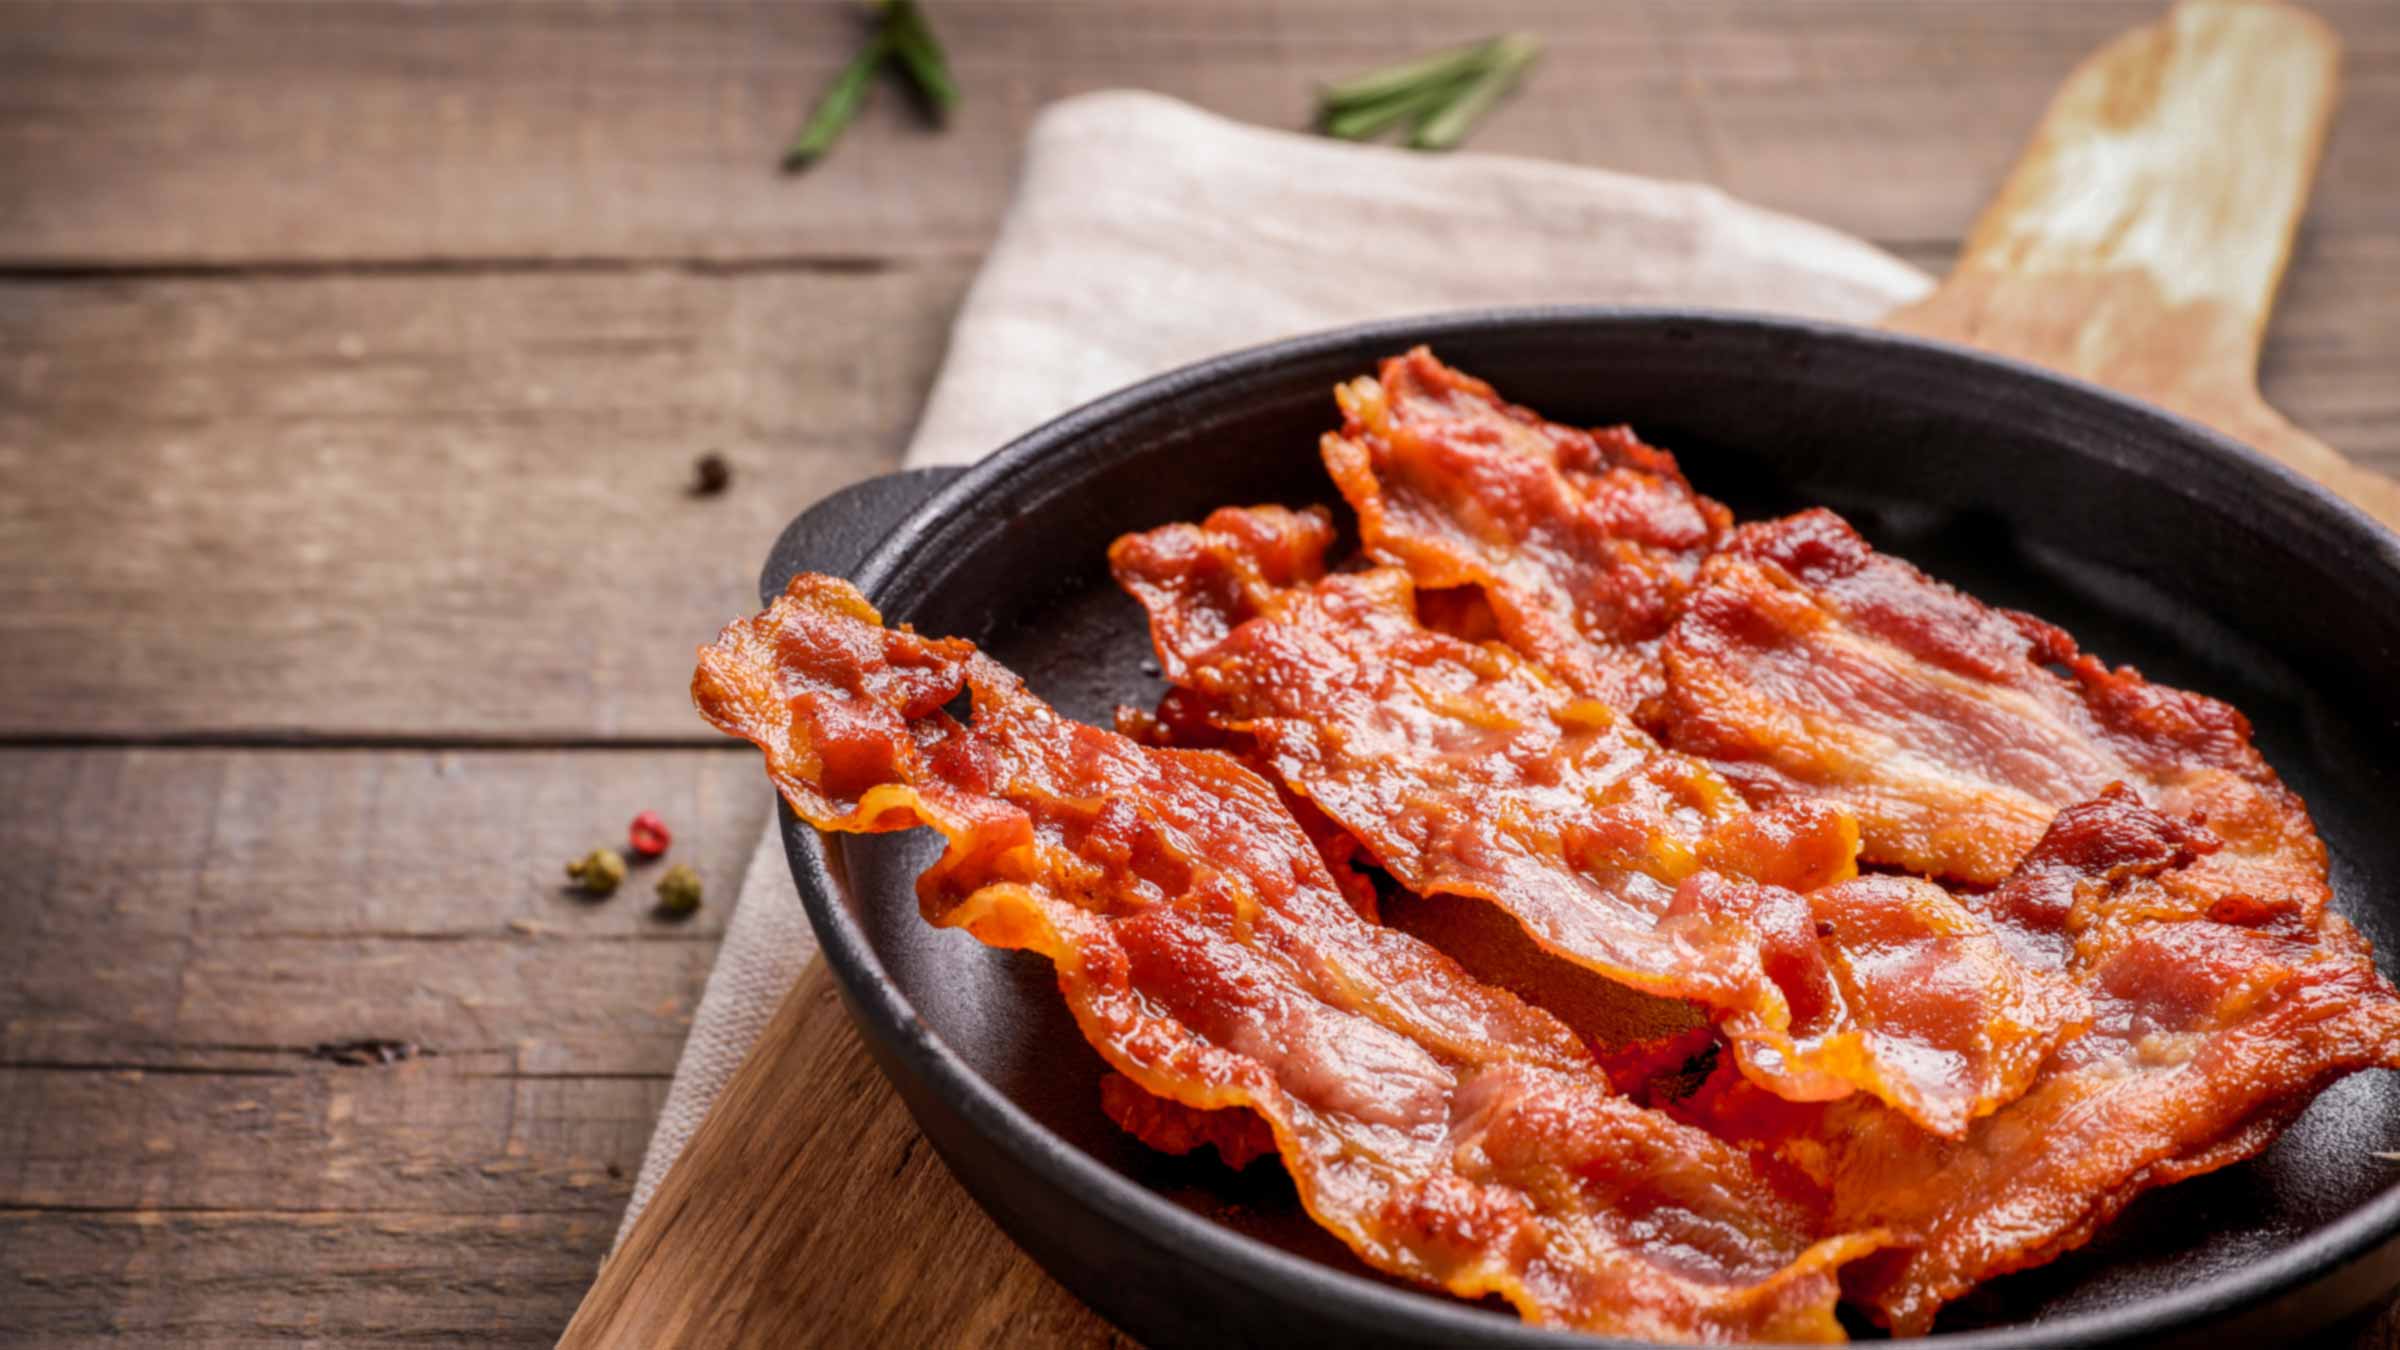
1321,72,1475,141
1319,37,1502,113
884,0,958,119
783,32,895,170
1409,32,1540,150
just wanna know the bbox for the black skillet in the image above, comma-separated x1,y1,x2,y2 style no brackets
761,310,2400,1348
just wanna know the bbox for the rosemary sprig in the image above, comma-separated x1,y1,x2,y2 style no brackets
1319,38,1498,114
1316,32,1542,151
782,1,956,172
885,0,957,120
1320,70,1473,142
784,32,895,170
1410,33,1540,150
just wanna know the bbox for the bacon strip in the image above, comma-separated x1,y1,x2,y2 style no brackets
1098,1071,1278,1171
1159,349,2400,1332
1667,788,2400,1334
694,573,1887,1342
1117,692,1381,924
1112,506,2086,1139
1321,351,2319,910
1323,347,1729,711
1661,508,2327,896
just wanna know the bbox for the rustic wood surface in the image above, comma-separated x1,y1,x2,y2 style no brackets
2,2,2396,1346
1886,0,2400,530
561,4,2400,1346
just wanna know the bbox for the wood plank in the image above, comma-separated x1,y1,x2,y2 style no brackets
558,960,1122,1350
0,1209,610,1346
3,1,2396,267
0,747,781,1340
1886,0,2400,531
2,239,2396,742
0,748,757,943
0,748,770,1210
0,1064,665,1218
1884,232,2400,478
0,265,971,739
0,749,770,1063
2258,232,2400,466
2,895,723,1076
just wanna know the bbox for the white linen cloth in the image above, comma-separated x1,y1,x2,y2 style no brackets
619,89,1932,1240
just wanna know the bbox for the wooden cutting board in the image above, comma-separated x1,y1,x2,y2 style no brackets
1884,0,2398,531
561,3,2393,1345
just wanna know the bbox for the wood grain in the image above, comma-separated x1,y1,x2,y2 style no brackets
4,2,2398,267
2,234,2398,742
1888,0,2400,529
1,1209,613,1347
2,1,2396,1346
0,265,969,740
567,5,2400,1349
0,749,770,1345
557,960,1120,1349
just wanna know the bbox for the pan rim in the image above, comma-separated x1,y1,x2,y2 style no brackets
786,305,2400,1348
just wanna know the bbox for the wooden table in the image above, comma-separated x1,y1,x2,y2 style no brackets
2,3,2395,1344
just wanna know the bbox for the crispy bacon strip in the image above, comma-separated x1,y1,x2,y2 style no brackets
1310,353,2394,1332
1112,506,2086,1138
694,573,1887,1342
1660,508,2327,895
1098,1072,1278,1171
1319,352,2318,910
1117,694,1381,923
1666,788,2400,1334
1323,347,1729,711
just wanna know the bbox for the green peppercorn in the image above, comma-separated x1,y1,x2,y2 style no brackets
566,847,628,897
655,863,703,917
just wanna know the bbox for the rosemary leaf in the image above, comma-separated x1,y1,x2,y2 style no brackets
885,0,958,120
1319,37,1502,113
1409,32,1540,151
783,32,895,171
1321,71,1476,141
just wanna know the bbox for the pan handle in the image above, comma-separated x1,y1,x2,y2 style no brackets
757,465,968,608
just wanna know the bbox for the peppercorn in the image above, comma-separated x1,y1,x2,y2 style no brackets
691,452,732,496
628,810,672,859
655,863,703,917
566,847,628,897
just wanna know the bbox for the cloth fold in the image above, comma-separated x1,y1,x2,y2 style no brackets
620,88,1933,1240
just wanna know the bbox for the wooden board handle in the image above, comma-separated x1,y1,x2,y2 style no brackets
1887,0,2400,531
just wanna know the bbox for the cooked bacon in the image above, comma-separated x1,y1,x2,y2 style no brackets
1384,887,1718,1054
1668,789,2400,1334
1315,353,2320,914
1323,347,1729,711
1120,697,1382,924
1099,1071,1277,1171
1661,508,2325,897
703,349,2400,1339
694,573,1888,1342
1126,686,1715,1058
1305,351,2392,1332
1113,506,2086,1139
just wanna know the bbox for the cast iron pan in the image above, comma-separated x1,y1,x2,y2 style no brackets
762,310,2400,1347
